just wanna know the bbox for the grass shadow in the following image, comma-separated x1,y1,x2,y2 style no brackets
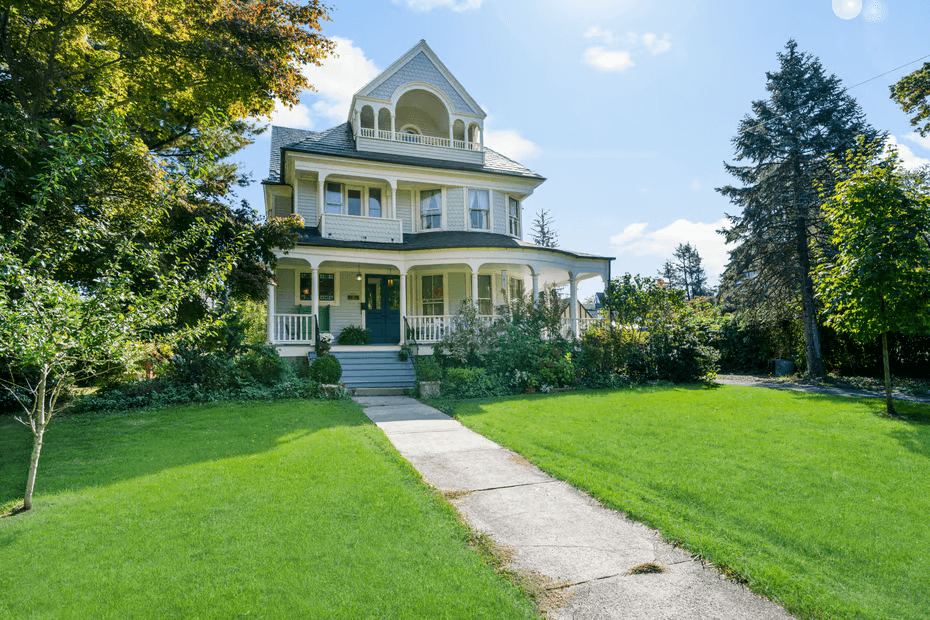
0,399,367,507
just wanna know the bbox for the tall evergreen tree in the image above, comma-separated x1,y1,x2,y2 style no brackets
531,208,559,247
659,243,708,300
717,40,882,377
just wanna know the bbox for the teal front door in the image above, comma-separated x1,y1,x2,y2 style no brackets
365,275,401,344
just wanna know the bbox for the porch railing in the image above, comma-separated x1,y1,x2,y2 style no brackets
273,313,315,344
559,317,603,339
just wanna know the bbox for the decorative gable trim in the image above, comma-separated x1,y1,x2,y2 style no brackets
354,40,485,118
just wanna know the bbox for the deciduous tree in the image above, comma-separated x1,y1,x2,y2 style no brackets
718,40,882,377
814,141,930,416
0,117,247,511
890,62,930,137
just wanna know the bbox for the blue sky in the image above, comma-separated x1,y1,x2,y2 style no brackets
233,0,930,298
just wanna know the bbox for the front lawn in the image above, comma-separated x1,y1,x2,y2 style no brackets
0,401,537,618
450,386,930,620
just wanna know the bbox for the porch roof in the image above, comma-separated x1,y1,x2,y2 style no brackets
294,227,614,262
264,124,545,183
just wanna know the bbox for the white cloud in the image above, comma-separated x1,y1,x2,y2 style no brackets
609,218,731,279
583,25,614,43
484,128,541,160
886,134,930,170
642,32,671,55
584,46,634,71
901,132,930,151
269,100,313,130
394,0,484,11
301,37,381,122
689,179,702,191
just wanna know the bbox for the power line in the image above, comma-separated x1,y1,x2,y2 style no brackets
844,54,930,92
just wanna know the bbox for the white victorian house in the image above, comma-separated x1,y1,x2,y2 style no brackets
263,40,612,362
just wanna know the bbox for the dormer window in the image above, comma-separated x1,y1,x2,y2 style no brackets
420,189,442,230
469,189,490,230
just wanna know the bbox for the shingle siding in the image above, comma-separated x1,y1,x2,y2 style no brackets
493,191,507,236
369,52,477,114
296,177,317,225
447,187,465,230
397,190,413,233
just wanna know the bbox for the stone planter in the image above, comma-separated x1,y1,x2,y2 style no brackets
419,381,441,398
320,383,345,399
774,359,795,376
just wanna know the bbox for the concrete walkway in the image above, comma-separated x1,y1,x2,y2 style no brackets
354,395,794,620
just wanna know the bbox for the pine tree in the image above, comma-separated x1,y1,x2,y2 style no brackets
531,209,559,247
659,243,708,300
717,40,882,377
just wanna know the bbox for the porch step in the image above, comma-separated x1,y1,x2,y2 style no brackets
309,349,416,389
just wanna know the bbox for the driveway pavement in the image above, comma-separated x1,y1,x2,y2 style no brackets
354,395,795,620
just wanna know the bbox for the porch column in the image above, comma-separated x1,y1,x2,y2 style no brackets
390,184,397,220
471,270,479,309
311,267,320,334
569,273,578,339
399,271,407,345
266,282,275,344
531,273,539,304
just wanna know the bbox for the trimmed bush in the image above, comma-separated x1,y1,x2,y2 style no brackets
310,355,342,384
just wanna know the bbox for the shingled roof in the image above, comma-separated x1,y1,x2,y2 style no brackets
264,124,545,183
293,227,612,261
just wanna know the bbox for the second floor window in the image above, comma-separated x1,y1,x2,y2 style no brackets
469,189,489,230
420,189,442,229
509,197,521,236
325,182,342,214
368,188,382,218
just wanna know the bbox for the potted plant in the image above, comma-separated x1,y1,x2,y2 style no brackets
317,332,333,356
398,346,412,361
416,356,442,397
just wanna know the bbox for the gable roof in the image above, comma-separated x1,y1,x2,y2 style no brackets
353,40,484,117
265,124,544,183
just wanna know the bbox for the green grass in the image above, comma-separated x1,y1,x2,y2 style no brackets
449,386,930,620
0,401,538,619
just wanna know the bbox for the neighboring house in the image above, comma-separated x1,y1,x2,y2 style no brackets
263,40,612,359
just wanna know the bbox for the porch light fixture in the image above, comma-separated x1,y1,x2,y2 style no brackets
356,265,362,281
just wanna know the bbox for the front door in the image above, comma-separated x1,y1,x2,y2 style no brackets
365,275,401,344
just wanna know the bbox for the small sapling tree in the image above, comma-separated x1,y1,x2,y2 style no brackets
815,141,930,416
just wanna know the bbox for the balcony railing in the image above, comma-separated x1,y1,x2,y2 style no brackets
358,127,482,152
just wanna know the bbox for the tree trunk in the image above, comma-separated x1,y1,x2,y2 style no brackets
23,428,44,511
794,169,824,378
882,332,896,416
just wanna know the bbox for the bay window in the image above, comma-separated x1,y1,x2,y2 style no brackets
469,189,489,230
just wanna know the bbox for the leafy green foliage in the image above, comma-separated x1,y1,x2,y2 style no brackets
309,355,342,385
890,62,930,137
814,141,930,413
717,40,882,377
441,368,508,399
415,356,443,382
336,325,371,345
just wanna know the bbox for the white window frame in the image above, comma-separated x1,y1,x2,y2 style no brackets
295,270,341,307
419,272,447,316
367,186,384,219
477,273,493,316
324,182,388,218
508,196,521,237
417,188,445,232
467,188,491,231
325,182,343,215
